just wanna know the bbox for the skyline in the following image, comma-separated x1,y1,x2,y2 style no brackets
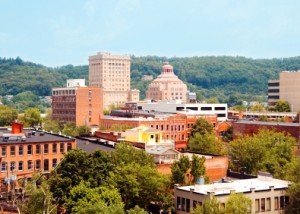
1,0,300,67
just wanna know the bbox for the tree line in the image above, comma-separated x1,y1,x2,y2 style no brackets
2,56,300,105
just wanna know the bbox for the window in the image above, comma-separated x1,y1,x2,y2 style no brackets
261,198,265,212
274,197,279,210
18,145,23,155
44,159,49,171
1,146,6,157
52,143,57,153
177,197,181,210
266,197,271,211
280,196,285,209
52,159,57,168
28,160,33,171
215,107,226,110
36,145,40,154
255,199,260,213
10,146,15,156
60,143,64,153
35,160,41,170
1,162,7,172
18,161,23,171
10,161,15,171
182,197,186,211
28,145,32,155
44,144,49,154
201,107,212,111
186,199,190,212
67,143,72,152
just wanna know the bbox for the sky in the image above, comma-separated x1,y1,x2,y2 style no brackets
1,0,300,67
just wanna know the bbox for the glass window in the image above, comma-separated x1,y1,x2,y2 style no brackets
18,145,23,155
266,197,271,211
35,160,41,170
1,146,6,157
52,159,57,168
18,161,23,171
182,197,186,211
60,143,64,153
1,162,7,172
67,143,72,152
44,159,49,171
261,198,265,212
28,145,32,155
44,144,49,154
274,197,279,210
10,146,15,156
10,161,15,171
36,145,40,154
28,160,33,171
255,199,260,213
177,197,181,210
186,199,190,212
280,196,285,209
52,143,57,153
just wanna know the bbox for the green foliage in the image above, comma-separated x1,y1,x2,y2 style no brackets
0,105,17,126
190,118,214,137
171,155,190,185
190,155,206,184
22,175,57,214
126,205,148,214
191,197,222,214
249,103,265,112
2,56,300,104
19,107,42,127
110,124,134,131
229,129,295,177
275,100,291,112
224,193,251,214
66,182,125,214
76,125,91,136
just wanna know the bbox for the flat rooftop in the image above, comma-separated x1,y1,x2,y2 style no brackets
0,128,74,144
235,120,300,127
177,176,290,196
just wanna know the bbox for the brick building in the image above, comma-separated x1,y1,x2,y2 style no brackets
0,123,76,195
52,79,103,126
98,112,218,150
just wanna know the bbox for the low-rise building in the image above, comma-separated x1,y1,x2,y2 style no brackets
0,123,76,194
174,173,290,213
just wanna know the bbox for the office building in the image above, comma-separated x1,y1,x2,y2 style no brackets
268,71,300,111
52,79,103,126
88,52,139,109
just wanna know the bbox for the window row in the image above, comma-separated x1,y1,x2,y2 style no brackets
255,196,289,213
1,143,73,157
1,159,61,172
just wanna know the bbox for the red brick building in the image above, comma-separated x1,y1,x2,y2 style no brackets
52,86,103,126
0,123,76,194
98,113,218,150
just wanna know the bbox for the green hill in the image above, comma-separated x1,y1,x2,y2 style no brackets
1,55,300,105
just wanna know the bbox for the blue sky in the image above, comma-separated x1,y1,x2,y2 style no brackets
1,0,300,67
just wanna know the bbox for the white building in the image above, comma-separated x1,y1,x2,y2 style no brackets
136,100,228,122
174,173,290,214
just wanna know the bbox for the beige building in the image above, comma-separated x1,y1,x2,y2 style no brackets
146,63,187,102
89,52,139,109
174,173,290,214
268,71,300,111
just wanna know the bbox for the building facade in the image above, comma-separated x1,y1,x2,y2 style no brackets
0,125,76,195
174,173,290,214
136,100,228,122
99,112,218,150
52,82,103,126
268,71,300,111
88,52,139,109
146,63,188,102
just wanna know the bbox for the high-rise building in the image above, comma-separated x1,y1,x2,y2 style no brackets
88,52,139,109
268,71,300,111
146,63,188,102
52,79,103,126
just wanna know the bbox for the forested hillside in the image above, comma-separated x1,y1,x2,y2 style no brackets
2,56,300,105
